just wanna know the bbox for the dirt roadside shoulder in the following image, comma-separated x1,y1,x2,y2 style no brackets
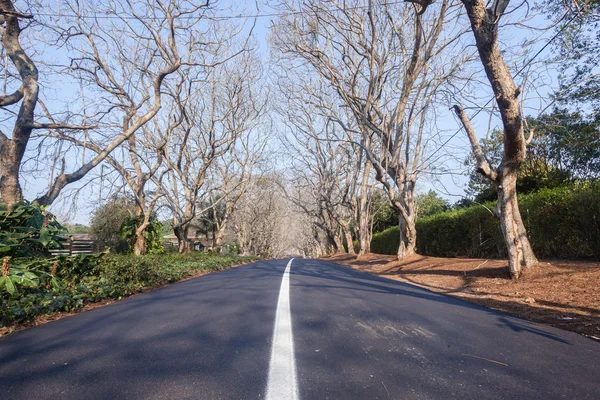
323,253,600,341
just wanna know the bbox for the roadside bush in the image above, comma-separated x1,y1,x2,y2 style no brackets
1,252,257,327
370,183,600,260
0,201,64,258
370,226,403,255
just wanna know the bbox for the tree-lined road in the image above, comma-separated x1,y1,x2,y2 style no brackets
1,259,598,399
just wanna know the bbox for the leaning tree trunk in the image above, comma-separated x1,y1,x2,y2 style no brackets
497,172,537,278
0,0,39,205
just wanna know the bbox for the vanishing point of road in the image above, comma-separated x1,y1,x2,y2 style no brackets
1,258,598,399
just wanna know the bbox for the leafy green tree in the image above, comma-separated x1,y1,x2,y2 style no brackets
415,191,450,219
0,201,64,258
464,111,599,202
530,110,600,179
120,215,164,254
89,197,135,253
0,201,66,295
370,190,397,234
544,0,600,119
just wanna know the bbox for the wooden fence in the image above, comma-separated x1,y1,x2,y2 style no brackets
49,236,95,256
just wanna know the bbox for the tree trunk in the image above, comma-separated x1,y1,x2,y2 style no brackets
214,224,226,249
131,201,149,256
333,232,346,254
357,160,372,256
133,215,150,256
174,224,190,254
397,212,417,259
344,227,355,255
0,149,23,203
459,0,539,277
514,202,537,268
0,1,38,205
497,172,537,278
133,229,147,256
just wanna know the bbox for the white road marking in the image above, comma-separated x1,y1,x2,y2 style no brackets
266,258,299,400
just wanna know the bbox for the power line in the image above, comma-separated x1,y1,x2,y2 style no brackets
29,1,405,22
418,10,578,172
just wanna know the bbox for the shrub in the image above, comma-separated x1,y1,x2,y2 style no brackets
89,197,135,253
370,226,403,256
119,215,165,254
370,183,600,260
1,252,257,327
0,201,64,258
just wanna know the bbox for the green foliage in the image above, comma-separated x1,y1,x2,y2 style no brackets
89,197,135,253
370,183,600,260
120,215,164,254
415,190,450,219
466,112,600,203
0,201,64,258
370,190,397,233
0,254,103,296
63,223,90,234
416,204,503,258
370,226,402,256
0,202,98,299
0,252,257,327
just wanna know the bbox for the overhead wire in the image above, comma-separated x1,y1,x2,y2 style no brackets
28,1,406,21
417,9,579,173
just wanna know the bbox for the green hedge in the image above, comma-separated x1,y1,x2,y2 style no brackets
371,183,600,260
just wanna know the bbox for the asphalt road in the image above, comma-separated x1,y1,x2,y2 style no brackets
0,258,599,399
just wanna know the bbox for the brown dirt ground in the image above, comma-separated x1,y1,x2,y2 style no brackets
324,253,600,341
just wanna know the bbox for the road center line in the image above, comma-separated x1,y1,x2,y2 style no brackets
266,258,299,400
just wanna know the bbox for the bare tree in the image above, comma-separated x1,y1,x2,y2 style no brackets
161,51,258,253
272,0,470,259
36,1,253,253
0,0,92,203
205,130,268,250
453,0,538,277
232,173,313,257
279,93,361,255
275,60,378,255
200,55,268,250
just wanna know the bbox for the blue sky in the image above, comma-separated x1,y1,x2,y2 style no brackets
16,0,562,224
